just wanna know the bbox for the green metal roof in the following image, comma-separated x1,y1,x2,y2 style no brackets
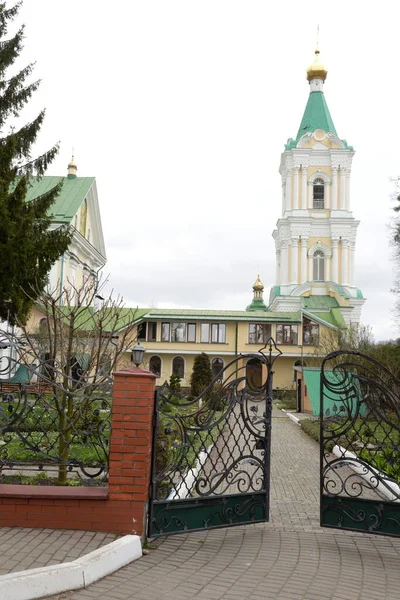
303,368,364,417
25,176,95,224
139,308,301,323
301,296,339,310
246,298,268,312
36,305,146,333
307,310,345,329
284,91,353,151
296,92,337,140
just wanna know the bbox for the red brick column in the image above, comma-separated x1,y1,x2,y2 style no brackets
108,367,156,536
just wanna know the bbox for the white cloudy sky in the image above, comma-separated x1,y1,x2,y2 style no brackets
16,0,400,341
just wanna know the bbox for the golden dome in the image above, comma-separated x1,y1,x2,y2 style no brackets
253,274,264,292
68,155,77,169
307,49,328,82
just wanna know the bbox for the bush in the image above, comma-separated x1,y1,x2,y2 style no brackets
190,353,212,398
169,373,181,394
275,388,297,410
301,418,334,452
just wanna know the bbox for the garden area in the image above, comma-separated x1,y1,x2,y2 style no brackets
0,387,111,486
301,415,400,484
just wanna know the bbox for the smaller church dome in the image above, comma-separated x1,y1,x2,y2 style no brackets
307,49,328,82
253,274,264,292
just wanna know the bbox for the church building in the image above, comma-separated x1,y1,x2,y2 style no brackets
19,49,365,401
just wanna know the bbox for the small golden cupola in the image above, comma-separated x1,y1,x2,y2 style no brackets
67,155,78,179
246,275,267,311
253,274,264,297
307,48,328,82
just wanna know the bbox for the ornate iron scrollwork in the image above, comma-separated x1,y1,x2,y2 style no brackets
149,338,281,536
0,332,111,484
321,350,400,536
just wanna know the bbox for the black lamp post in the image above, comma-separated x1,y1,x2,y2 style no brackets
131,344,145,367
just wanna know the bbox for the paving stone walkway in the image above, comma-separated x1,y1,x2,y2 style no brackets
50,408,400,600
0,528,116,575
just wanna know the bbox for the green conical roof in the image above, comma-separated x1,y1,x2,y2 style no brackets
296,92,337,140
285,90,352,151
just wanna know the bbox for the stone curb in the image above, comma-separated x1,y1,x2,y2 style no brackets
0,534,142,600
281,408,301,426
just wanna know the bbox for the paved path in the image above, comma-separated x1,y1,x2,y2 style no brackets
0,528,116,575
50,409,400,600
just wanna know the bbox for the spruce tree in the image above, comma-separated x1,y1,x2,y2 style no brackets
190,353,212,398
0,2,72,325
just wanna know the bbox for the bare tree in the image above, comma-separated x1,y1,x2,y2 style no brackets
10,277,138,484
308,323,374,368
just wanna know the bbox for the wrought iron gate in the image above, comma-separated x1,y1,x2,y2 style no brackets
148,340,281,537
321,350,400,536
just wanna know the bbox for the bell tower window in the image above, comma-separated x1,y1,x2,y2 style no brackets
313,250,325,281
313,178,325,209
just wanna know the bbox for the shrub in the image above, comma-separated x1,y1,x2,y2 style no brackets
190,353,212,398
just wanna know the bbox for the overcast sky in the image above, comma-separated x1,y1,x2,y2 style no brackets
17,1,400,341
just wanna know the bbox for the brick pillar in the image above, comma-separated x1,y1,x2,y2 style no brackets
108,367,156,538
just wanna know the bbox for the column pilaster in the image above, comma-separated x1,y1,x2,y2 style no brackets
276,249,281,285
301,166,307,209
300,238,308,283
340,167,346,210
341,240,349,285
293,167,299,209
280,243,288,285
332,239,339,283
308,181,313,208
291,238,299,284
332,167,338,209
282,182,286,214
286,170,292,211
346,170,351,210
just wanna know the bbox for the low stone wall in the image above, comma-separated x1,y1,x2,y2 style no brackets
0,368,156,536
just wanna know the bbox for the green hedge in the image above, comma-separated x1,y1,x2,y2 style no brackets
300,418,334,452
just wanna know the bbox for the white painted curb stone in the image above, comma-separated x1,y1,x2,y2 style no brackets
0,534,142,600
332,445,400,503
281,408,301,426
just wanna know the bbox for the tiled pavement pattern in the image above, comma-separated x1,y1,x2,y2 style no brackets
37,409,400,598
0,528,116,575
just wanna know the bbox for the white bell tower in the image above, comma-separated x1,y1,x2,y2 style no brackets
269,49,365,326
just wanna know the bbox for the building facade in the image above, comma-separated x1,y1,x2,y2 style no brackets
20,51,365,398
28,157,107,303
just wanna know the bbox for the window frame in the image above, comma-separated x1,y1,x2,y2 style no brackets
200,322,226,343
303,322,320,345
313,250,325,281
147,322,157,342
172,356,185,378
171,322,187,343
161,322,170,342
313,178,325,209
187,323,196,343
248,323,272,344
149,355,162,378
276,324,298,345
211,357,224,379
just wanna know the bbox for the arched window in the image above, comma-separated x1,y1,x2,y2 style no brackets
212,357,224,380
172,356,184,379
246,358,262,391
149,356,161,378
313,250,325,281
313,178,324,209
